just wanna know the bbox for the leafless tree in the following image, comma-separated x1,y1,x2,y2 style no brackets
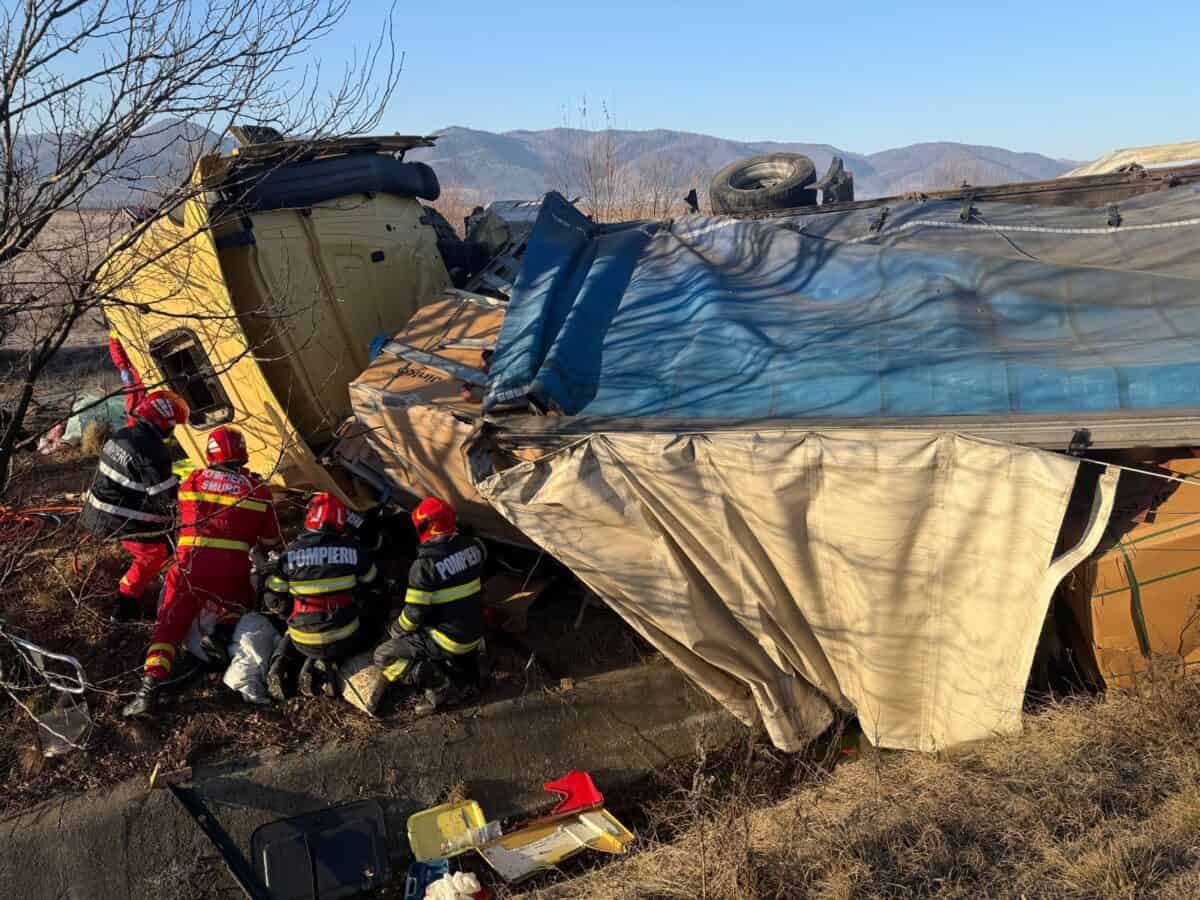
0,0,400,493
576,99,621,223
553,97,712,222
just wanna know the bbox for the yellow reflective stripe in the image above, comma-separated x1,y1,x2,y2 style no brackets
405,578,481,606
359,564,378,584
397,611,418,632
290,575,357,595
381,658,410,681
430,579,481,604
172,460,197,479
404,587,434,605
178,536,251,552
429,629,481,655
148,643,175,656
265,575,289,592
287,620,359,646
179,491,267,512
145,654,173,671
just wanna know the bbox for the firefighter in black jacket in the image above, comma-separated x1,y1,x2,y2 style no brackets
374,496,485,713
263,493,380,699
80,391,189,620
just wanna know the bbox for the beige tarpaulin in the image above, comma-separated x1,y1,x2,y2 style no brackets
476,430,1117,752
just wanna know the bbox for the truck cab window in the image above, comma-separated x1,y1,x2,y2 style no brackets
148,330,232,428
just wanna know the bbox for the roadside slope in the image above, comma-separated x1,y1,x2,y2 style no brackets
525,675,1200,900
0,661,740,900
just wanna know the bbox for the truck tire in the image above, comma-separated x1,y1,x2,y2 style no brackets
710,153,817,214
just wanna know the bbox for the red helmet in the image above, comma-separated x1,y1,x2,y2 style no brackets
305,492,347,533
412,496,456,543
205,426,247,467
132,390,189,433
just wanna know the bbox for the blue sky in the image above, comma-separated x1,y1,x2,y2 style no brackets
328,0,1199,161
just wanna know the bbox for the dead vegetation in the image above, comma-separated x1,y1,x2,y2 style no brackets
0,0,403,493
0,449,648,819
543,99,710,223
0,491,383,815
518,675,1200,900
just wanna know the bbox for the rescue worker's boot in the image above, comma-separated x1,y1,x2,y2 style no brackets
113,592,142,623
319,661,339,698
121,676,159,718
297,657,318,698
267,653,291,702
412,662,455,716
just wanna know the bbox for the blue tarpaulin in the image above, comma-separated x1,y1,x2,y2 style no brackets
485,191,1200,421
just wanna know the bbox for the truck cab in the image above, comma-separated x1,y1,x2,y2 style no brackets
100,133,453,503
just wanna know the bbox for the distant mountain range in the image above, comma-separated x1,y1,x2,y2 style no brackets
408,126,1079,201
27,118,1078,206
18,119,235,207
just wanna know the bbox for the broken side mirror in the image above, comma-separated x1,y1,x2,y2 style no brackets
815,156,855,205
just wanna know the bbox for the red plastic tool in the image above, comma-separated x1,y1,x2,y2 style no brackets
542,771,604,817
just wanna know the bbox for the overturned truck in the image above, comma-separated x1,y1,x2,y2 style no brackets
104,135,1200,753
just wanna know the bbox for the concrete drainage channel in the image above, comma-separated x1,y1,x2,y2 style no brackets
0,660,742,899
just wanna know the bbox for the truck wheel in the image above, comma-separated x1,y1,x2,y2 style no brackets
710,153,817,214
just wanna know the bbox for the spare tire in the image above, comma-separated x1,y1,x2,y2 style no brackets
710,153,817,214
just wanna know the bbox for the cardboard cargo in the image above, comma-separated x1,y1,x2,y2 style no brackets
345,293,534,544
1063,456,1200,686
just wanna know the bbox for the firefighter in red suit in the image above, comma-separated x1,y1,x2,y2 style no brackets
122,426,281,717
81,390,187,621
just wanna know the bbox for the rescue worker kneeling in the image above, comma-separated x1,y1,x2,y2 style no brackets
123,426,281,717
263,493,380,700
374,497,485,714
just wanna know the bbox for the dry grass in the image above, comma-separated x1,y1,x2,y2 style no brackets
520,677,1200,900
0,451,648,819
0,515,402,815
1,211,116,417
432,185,495,238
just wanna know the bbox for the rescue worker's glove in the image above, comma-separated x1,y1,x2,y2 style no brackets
262,590,289,618
252,548,286,616
250,546,273,574
387,616,410,641
199,623,235,670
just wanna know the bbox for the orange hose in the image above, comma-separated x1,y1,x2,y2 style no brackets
0,503,82,543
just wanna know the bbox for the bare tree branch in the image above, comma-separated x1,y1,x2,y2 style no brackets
0,0,401,493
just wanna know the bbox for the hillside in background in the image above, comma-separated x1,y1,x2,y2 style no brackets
18,118,234,207
25,119,1077,207
409,126,1078,202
